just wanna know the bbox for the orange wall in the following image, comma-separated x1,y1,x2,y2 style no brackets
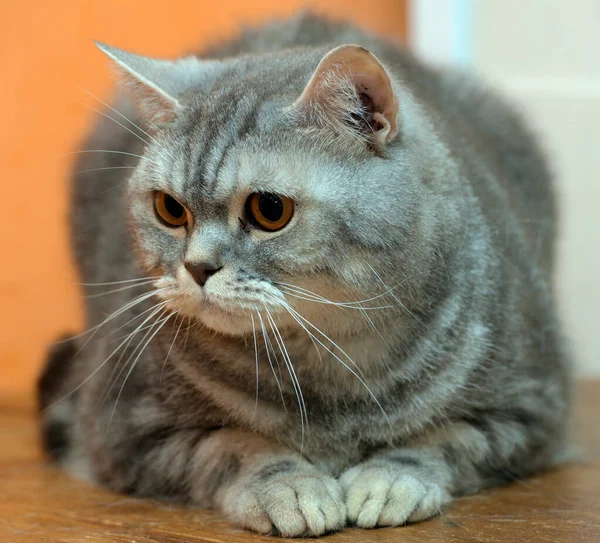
0,1,407,397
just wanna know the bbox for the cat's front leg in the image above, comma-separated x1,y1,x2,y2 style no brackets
218,437,346,536
100,425,345,536
340,415,564,528
340,448,452,528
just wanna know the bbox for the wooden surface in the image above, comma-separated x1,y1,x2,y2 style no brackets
0,382,598,543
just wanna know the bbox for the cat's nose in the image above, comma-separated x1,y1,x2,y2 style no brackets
184,261,222,287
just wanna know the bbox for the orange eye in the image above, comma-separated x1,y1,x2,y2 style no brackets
154,191,188,227
246,192,294,232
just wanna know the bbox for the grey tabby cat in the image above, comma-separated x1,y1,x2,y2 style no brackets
39,13,571,537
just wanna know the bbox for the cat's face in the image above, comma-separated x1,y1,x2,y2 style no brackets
128,121,402,336
101,43,420,337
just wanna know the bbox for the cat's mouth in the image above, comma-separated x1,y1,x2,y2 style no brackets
153,273,290,335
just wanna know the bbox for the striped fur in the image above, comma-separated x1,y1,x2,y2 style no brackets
38,13,571,537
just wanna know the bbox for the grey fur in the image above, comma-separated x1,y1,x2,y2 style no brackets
38,13,571,537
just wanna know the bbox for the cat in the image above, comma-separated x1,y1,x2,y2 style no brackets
38,13,572,537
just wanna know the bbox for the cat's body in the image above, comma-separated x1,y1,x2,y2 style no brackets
39,14,571,536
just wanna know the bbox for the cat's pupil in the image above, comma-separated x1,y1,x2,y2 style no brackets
164,195,184,218
258,193,283,222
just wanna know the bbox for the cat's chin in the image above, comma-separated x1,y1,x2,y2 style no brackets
199,313,251,336
194,305,255,337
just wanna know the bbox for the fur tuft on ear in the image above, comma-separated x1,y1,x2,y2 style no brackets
293,45,399,146
95,42,221,126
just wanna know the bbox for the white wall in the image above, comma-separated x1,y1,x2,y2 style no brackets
411,0,600,376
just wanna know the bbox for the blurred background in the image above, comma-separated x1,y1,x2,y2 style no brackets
0,0,598,400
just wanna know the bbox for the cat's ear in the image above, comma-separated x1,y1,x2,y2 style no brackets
95,42,216,126
294,45,399,145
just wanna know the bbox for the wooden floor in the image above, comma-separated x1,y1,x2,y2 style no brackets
1,382,599,543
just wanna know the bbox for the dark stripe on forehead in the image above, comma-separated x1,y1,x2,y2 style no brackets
191,97,239,194
203,93,263,197
188,118,215,193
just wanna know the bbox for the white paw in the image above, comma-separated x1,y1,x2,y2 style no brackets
340,463,448,528
222,470,346,537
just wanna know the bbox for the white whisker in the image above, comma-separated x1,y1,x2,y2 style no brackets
354,297,391,352
267,294,365,379
105,308,173,435
251,313,259,417
76,85,176,160
160,313,183,383
276,282,395,309
78,276,156,287
102,302,168,401
73,98,154,148
265,308,307,450
279,301,392,433
77,86,164,147
279,287,395,310
100,301,170,403
52,287,168,355
257,312,287,411
63,149,144,159
368,264,428,328
45,299,169,412
83,278,157,298
76,166,137,175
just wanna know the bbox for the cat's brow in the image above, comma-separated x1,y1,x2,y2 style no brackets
185,93,263,199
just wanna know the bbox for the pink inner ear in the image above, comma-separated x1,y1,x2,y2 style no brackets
295,45,399,143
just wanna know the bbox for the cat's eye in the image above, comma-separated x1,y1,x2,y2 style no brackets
246,192,294,232
154,191,188,227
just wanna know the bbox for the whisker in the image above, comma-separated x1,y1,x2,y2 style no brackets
257,312,287,411
63,149,144,159
276,282,396,309
104,299,172,342
160,313,183,383
279,301,392,433
44,299,169,412
54,287,168,346
73,98,154,148
79,276,157,287
265,308,307,450
100,302,169,402
182,317,192,351
279,287,394,310
83,279,157,298
267,294,365,379
354,297,392,352
250,313,259,417
368,264,428,328
76,85,176,160
105,309,173,435
76,166,137,176
77,86,164,148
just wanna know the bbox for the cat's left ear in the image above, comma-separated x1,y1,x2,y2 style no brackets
293,45,399,146
95,42,219,126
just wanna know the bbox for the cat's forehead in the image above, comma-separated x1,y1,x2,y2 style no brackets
144,50,370,207
159,103,312,202
170,132,313,206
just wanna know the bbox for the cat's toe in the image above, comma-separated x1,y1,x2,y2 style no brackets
223,471,346,537
340,464,447,528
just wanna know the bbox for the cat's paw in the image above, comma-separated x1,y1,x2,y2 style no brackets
340,462,450,528
222,465,346,537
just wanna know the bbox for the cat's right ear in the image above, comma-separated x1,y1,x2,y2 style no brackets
95,42,218,126
293,45,399,147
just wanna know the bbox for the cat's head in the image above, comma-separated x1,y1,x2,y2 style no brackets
98,42,428,337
